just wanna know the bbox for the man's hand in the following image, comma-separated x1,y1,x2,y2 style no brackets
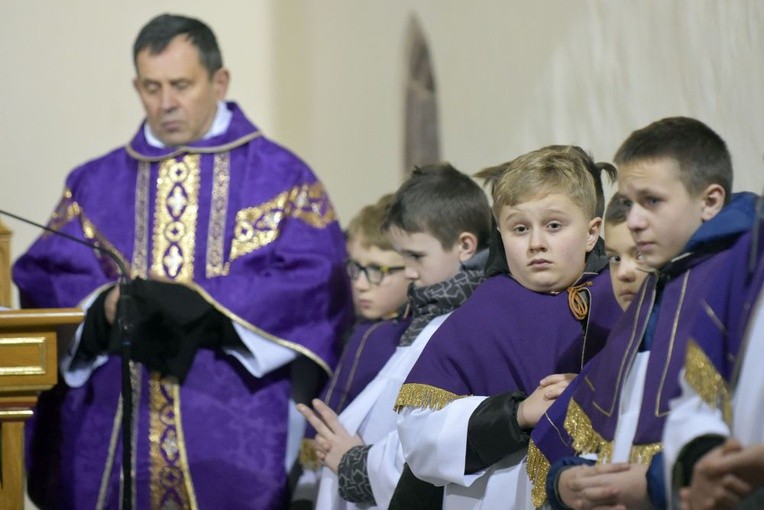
297,399,364,474
517,373,575,428
104,286,120,325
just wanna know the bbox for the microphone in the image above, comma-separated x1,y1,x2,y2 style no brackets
0,208,136,510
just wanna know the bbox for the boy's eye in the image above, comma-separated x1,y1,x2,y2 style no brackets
547,221,562,231
608,254,621,264
512,225,528,234
635,252,645,261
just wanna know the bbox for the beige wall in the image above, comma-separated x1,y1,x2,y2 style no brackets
3,0,763,309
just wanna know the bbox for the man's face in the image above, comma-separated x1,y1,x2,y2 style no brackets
617,158,708,269
497,192,599,293
133,35,229,146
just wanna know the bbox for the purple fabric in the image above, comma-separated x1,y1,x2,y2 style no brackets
402,271,621,397
15,102,353,509
569,229,753,449
687,220,764,386
305,316,410,438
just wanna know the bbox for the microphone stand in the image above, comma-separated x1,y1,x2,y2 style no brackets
0,209,135,510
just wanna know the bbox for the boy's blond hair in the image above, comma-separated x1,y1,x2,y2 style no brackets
476,145,616,221
346,194,396,251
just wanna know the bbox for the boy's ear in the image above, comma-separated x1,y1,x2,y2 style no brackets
699,184,726,221
456,232,479,262
585,217,602,253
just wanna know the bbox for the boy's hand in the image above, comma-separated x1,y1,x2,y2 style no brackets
681,439,753,510
517,373,575,428
558,463,630,509
297,399,364,474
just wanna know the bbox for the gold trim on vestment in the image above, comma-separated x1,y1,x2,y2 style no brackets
151,155,200,282
149,373,195,509
97,397,123,510
206,152,231,278
132,161,151,278
526,439,551,509
393,383,464,412
564,399,613,463
47,188,80,232
124,131,262,162
231,182,337,261
684,339,732,424
655,270,690,417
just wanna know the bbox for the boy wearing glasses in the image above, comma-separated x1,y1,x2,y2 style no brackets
293,194,410,504
297,163,491,509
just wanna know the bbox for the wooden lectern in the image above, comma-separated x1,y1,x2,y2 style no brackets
0,308,84,509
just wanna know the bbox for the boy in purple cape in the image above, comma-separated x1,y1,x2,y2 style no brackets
393,146,622,509
662,199,764,509
293,194,411,503
297,163,492,509
542,117,757,510
14,14,352,510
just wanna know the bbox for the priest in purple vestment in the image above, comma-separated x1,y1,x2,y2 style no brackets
13,13,352,510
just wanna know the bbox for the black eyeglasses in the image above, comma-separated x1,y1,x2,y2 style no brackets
345,260,405,285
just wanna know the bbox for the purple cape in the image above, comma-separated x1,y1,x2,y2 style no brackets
682,216,764,423
560,230,754,466
395,271,621,410
15,102,353,509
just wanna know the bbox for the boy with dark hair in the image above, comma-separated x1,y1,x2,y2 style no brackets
543,117,757,510
298,162,492,509
604,194,649,311
393,145,621,509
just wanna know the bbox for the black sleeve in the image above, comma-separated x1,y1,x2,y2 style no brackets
120,278,242,382
388,463,444,510
465,391,531,474
76,285,116,360
672,434,727,488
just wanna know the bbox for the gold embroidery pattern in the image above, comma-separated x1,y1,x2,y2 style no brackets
80,213,131,276
567,281,593,320
684,339,732,424
149,374,194,509
393,383,464,412
564,399,613,463
527,439,551,508
151,155,200,282
206,152,231,278
231,182,337,261
133,161,151,278
47,188,80,233
629,442,662,465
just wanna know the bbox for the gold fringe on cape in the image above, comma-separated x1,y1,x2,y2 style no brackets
299,438,320,471
629,442,662,465
526,439,551,508
564,399,613,463
684,339,732,425
393,383,464,412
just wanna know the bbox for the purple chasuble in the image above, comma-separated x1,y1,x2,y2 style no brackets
15,102,353,509
395,270,621,411
561,222,755,467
